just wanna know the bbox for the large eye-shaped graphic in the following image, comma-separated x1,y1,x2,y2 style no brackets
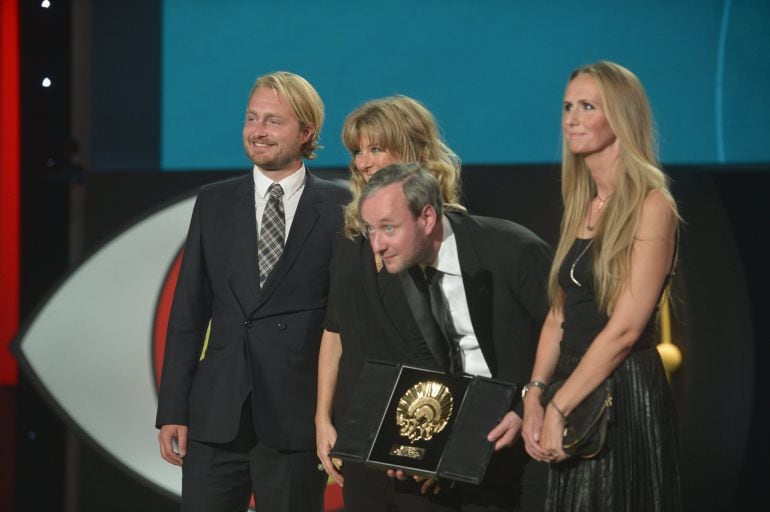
13,195,343,509
15,197,197,497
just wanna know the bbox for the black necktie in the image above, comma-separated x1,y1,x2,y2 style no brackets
258,183,285,289
424,267,463,375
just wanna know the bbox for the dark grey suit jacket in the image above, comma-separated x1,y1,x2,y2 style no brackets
156,171,349,450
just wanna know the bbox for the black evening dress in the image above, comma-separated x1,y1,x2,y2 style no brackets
324,235,440,512
546,238,682,511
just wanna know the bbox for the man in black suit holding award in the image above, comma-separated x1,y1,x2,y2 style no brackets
155,71,349,512
357,163,550,511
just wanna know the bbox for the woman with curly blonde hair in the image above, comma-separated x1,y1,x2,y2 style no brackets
340,95,462,237
316,95,463,511
521,61,682,511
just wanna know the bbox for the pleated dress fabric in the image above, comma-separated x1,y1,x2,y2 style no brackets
546,238,682,511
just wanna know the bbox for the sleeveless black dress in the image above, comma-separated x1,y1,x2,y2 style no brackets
546,238,682,511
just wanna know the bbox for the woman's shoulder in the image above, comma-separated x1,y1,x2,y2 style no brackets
637,189,677,239
332,232,369,259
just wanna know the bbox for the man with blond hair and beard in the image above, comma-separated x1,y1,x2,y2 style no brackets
156,71,349,511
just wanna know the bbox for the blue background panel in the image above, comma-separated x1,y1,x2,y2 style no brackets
159,0,769,170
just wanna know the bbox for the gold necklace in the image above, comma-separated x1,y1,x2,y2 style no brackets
586,193,611,231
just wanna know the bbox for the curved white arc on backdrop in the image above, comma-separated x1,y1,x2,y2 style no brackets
16,196,195,497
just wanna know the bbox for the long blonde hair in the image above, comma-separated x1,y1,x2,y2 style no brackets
549,61,679,314
341,95,462,237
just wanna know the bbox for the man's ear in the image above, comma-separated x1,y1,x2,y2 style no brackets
299,123,314,144
420,204,438,234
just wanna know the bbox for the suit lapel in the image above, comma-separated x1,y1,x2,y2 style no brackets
227,175,260,317
448,212,497,376
251,172,319,312
398,267,451,372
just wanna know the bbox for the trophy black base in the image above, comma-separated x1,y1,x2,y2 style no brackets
331,361,518,485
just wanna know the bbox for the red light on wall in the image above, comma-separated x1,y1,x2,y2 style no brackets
0,0,21,385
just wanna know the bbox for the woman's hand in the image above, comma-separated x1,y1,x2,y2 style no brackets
522,394,551,462
316,418,344,485
539,402,569,463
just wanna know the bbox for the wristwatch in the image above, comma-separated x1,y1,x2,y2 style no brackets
521,380,546,399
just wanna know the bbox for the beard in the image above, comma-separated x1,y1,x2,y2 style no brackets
244,138,303,173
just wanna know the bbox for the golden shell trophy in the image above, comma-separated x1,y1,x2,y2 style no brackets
390,381,454,459
331,363,518,484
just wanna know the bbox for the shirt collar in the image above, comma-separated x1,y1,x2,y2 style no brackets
432,215,461,277
253,164,306,199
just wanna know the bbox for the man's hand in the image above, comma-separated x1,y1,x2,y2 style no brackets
158,424,188,466
386,469,441,495
487,411,522,451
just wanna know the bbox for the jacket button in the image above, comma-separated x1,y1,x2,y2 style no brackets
277,322,287,331
243,320,253,328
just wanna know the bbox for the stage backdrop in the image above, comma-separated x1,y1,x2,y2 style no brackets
158,0,769,170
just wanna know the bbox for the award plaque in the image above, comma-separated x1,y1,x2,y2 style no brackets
331,361,518,484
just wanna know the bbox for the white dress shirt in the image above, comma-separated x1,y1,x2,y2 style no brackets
430,215,492,377
252,165,306,239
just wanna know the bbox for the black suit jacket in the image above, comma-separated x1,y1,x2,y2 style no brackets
403,210,552,416
445,211,551,384
156,171,349,451
401,211,554,508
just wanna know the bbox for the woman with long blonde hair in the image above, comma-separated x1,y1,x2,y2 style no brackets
315,95,463,511
521,62,682,510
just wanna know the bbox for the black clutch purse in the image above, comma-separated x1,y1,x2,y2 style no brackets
540,377,614,459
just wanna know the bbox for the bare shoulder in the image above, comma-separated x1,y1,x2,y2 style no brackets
637,189,677,241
